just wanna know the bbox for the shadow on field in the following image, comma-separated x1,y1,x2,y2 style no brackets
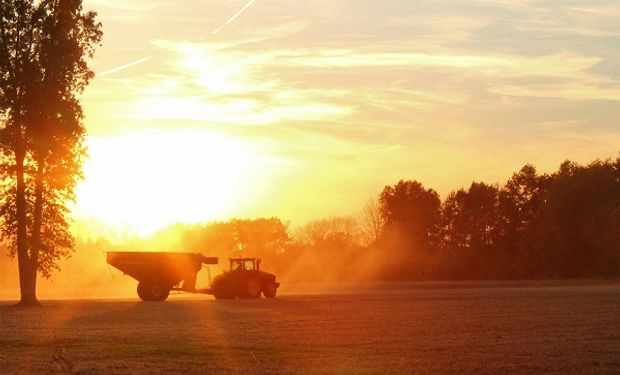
54,298,302,373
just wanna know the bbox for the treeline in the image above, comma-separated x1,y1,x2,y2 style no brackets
113,155,620,282
378,157,620,280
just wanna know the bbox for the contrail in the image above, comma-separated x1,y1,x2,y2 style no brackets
98,1,256,78
98,56,153,77
211,0,256,35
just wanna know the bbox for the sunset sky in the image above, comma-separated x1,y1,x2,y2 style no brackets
74,0,620,236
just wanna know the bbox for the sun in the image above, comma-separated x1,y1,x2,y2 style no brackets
73,129,258,236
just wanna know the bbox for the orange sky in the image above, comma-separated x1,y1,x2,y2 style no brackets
74,0,620,236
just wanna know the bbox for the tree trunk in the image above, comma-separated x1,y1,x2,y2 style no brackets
18,263,39,307
15,142,40,307
29,155,45,304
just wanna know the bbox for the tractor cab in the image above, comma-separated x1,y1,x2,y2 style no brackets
230,258,261,272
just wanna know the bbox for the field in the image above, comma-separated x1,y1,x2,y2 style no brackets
1,282,619,374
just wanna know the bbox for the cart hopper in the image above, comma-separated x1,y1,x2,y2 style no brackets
107,252,218,301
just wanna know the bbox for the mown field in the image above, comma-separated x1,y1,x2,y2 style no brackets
1,283,619,374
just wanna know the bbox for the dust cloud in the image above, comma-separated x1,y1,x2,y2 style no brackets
0,216,426,300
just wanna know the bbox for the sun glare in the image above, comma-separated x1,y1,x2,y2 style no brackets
74,130,257,236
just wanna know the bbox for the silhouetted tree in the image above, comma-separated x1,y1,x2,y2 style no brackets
295,216,361,248
529,159,620,278
379,180,440,248
495,165,549,277
358,198,384,246
230,218,290,258
0,0,101,306
440,182,501,278
173,218,290,260
377,180,441,280
288,216,366,281
499,165,548,233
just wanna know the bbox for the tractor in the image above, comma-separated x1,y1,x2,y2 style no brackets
210,258,280,299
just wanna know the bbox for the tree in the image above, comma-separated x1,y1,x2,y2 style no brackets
376,180,441,280
499,164,548,233
295,216,361,248
229,218,290,258
0,0,102,306
494,165,549,277
358,197,384,246
529,159,620,278
379,180,441,248
174,218,290,260
442,182,500,250
440,182,501,278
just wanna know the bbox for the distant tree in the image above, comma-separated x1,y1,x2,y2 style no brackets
289,216,365,282
529,159,620,278
358,198,384,246
295,216,361,248
494,165,549,277
178,221,238,256
442,182,501,250
499,165,548,232
230,218,290,257
178,218,290,259
379,180,441,249
440,182,501,278
0,0,102,306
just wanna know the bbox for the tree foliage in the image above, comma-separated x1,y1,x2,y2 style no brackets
358,198,384,246
441,182,501,253
295,216,361,248
172,218,290,259
0,0,101,305
379,180,440,248
435,158,619,280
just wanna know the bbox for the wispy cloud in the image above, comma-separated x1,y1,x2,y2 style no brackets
490,84,620,101
84,0,165,11
105,40,353,125
271,49,596,75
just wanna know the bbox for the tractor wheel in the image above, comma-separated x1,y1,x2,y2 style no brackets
213,289,235,299
211,280,235,300
263,283,278,298
244,278,262,299
137,282,170,301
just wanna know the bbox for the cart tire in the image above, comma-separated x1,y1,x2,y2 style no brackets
137,282,170,301
263,283,277,298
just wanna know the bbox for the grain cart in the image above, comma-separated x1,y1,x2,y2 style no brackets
107,252,218,301
107,252,280,301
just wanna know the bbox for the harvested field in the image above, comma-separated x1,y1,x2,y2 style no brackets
1,283,619,374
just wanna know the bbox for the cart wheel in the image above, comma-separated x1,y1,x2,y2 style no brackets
263,283,277,298
150,284,170,301
137,282,170,301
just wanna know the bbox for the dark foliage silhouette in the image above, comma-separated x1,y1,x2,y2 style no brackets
0,0,102,305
